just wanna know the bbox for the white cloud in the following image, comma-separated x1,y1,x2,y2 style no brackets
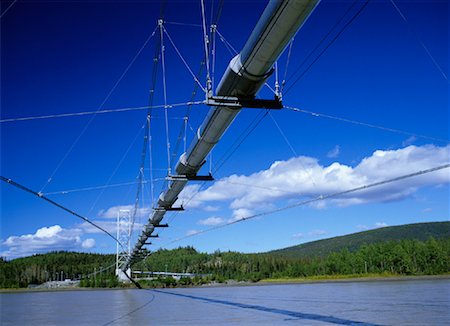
308,229,327,237
374,222,388,228
203,205,220,212
1,218,145,259
228,208,254,223
97,205,151,219
309,200,327,210
176,145,449,217
327,145,340,158
198,217,225,226
422,207,432,213
1,225,95,259
35,225,64,238
81,238,96,249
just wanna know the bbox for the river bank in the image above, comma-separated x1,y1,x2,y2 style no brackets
259,273,450,285
2,273,449,293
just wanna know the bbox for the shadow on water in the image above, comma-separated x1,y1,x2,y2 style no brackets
102,292,156,326
153,289,384,326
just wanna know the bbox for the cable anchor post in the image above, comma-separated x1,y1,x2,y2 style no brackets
206,78,213,98
210,24,217,37
183,116,188,152
200,0,212,97
275,82,281,100
274,61,280,99
210,24,217,92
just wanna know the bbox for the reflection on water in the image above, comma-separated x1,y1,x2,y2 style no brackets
1,278,449,325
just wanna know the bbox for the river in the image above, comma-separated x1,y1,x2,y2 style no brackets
1,278,449,325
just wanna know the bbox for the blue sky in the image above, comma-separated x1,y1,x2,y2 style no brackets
1,0,448,259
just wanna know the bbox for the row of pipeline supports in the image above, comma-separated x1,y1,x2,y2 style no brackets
122,0,320,272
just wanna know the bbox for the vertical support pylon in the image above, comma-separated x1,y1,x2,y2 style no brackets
116,209,132,281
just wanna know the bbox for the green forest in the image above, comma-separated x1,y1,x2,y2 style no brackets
0,252,115,288
136,238,450,281
1,238,449,288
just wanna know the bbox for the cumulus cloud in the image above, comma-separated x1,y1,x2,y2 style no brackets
374,222,388,228
176,145,449,218
229,208,254,222
203,205,220,212
1,225,95,259
35,225,64,238
327,145,340,158
81,238,96,249
98,205,151,219
198,217,225,226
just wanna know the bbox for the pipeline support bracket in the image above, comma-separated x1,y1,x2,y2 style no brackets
167,173,214,181
205,96,282,110
164,206,185,211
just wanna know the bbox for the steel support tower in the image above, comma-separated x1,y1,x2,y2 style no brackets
116,209,132,281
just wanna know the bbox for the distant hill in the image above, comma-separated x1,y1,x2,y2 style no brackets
268,221,450,259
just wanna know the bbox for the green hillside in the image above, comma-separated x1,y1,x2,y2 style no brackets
269,221,450,258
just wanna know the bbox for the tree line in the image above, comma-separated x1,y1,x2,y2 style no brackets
135,238,449,283
0,252,115,288
1,238,449,288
